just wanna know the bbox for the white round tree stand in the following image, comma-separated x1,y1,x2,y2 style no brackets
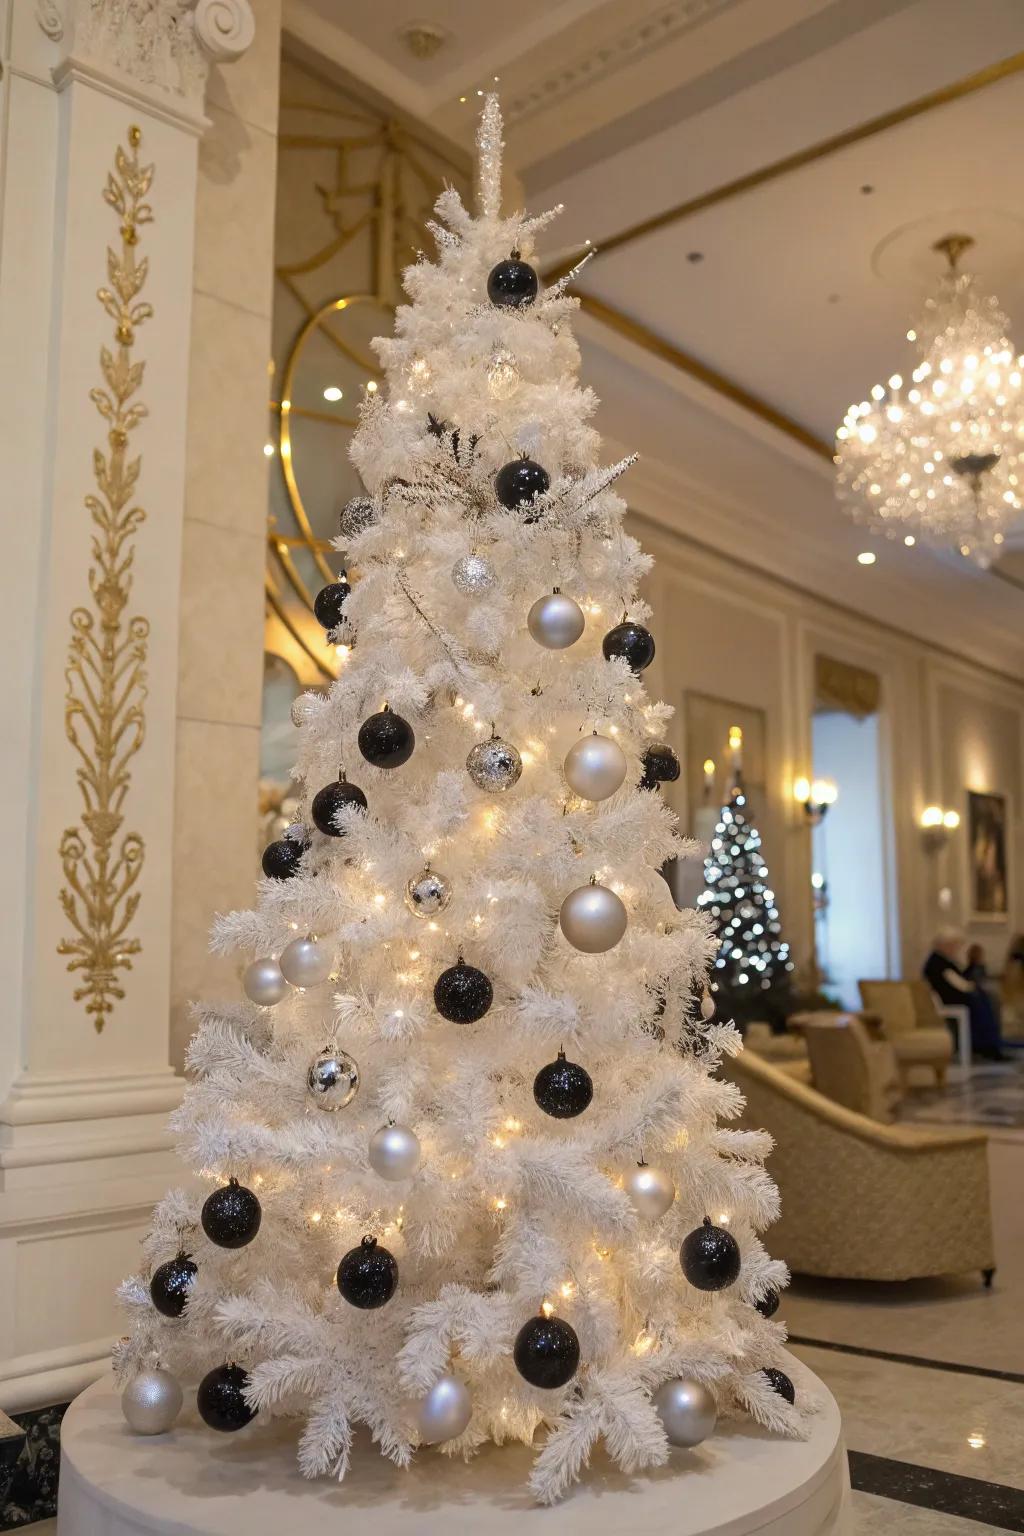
58,1358,851,1535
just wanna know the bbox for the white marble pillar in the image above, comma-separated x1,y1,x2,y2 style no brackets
0,0,257,1411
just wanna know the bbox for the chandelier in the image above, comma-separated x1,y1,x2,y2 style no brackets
834,235,1024,565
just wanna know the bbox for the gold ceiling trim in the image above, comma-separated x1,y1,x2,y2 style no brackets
58,125,152,1031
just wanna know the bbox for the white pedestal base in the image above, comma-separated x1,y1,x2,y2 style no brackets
58,1360,851,1535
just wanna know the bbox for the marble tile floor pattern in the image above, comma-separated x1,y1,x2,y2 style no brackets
897,1056,1024,1133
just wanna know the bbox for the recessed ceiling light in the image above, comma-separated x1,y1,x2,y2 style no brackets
263,442,275,457
323,386,343,402
904,534,915,546
857,551,876,565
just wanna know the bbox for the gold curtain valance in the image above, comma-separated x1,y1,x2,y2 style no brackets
814,654,881,718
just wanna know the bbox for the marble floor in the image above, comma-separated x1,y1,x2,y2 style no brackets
785,1067,1024,1533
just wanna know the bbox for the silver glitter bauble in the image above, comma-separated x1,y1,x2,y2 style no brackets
652,1377,717,1448
487,347,521,400
306,1045,359,1110
564,733,628,801
368,1122,421,1181
700,990,716,1021
121,1368,183,1435
243,956,288,1007
415,1373,472,1445
279,935,334,988
338,494,377,541
527,591,585,650
624,1162,676,1219
467,736,522,792
404,867,453,918
451,552,497,595
559,882,627,953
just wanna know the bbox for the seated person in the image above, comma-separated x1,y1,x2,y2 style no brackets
1004,933,1024,1029
924,929,1008,1061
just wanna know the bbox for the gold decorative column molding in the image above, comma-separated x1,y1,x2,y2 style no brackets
58,125,153,1031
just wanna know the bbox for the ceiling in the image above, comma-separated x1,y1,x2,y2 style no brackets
284,0,1024,676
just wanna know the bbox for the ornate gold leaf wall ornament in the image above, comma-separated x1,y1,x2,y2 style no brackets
58,124,153,1031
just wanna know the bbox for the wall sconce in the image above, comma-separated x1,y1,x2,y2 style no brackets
920,805,960,850
793,776,838,825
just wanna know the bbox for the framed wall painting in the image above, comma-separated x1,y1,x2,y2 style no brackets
966,789,1009,921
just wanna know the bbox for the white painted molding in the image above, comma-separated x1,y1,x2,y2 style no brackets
0,1336,115,1414
0,1067,182,1129
36,0,65,41
189,0,256,64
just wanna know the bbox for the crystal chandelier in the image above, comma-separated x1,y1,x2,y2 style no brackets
834,235,1024,565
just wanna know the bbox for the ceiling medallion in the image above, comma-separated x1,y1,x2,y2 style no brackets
401,21,448,61
834,234,1024,566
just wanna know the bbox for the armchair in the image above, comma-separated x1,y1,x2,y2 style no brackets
858,979,952,1089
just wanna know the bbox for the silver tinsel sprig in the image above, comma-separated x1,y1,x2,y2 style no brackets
476,94,504,219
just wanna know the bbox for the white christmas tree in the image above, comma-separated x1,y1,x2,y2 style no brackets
116,98,807,1504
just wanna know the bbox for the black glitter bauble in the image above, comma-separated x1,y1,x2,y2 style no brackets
680,1217,742,1291
149,1254,197,1318
533,1050,593,1119
763,1367,795,1404
197,1364,255,1432
201,1179,262,1249
261,834,307,881
495,457,550,512
311,776,368,836
433,961,493,1023
602,620,656,674
358,707,415,769
487,254,538,309
513,1314,580,1390
336,1236,398,1309
754,1287,781,1320
639,742,680,791
313,576,351,631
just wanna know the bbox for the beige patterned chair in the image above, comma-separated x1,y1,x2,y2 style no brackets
731,1048,995,1283
858,979,952,1088
793,1011,901,1122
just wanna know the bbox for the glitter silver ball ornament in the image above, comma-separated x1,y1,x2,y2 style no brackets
487,347,520,400
121,1367,183,1435
243,956,288,1007
467,736,522,791
624,1162,675,1219
306,1045,359,1110
404,867,453,918
700,990,716,1021
527,591,585,650
559,882,627,953
564,733,628,802
416,1373,472,1444
652,1377,717,1447
338,495,377,541
368,1122,421,1181
279,935,334,988
452,551,497,595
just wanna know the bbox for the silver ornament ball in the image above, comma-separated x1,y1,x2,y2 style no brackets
624,1162,676,1219
243,956,288,1007
451,552,497,595
121,1368,183,1435
527,591,585,650
486,347,520,400
467,736,522,792
369,1122,422,1181
564,733,628,801
652,1377,717,1448
415,1373,472,1445
279,935,334,989
559,882,628,953
306,1045,359,1110
338,494,377,541
404,867,453,918
700,990,716,1021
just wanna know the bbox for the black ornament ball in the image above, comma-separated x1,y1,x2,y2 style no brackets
513,1314,580,1390
336,1235,398,1309
358,707,415,770
311,776,368,836
197,1364,255,1432
533,1050,593,1119
602,620,656,674
754,1287,781,1320
149,1254,197,1319
486,254,538,309
495,457,550,513
434,960,493,1024
763,1367,795,1405
313,576,351,631
261,832,308,881
680,1217,742,1292
639,742,681,792
201,1179,262,1249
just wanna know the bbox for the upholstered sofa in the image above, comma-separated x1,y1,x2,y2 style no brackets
731,1047,995,1282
